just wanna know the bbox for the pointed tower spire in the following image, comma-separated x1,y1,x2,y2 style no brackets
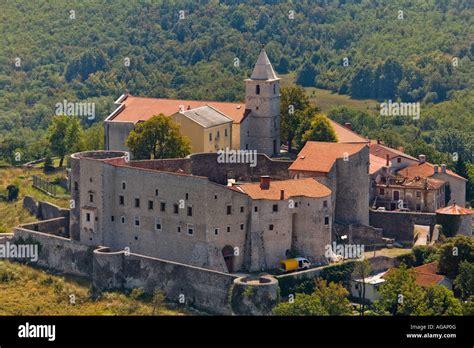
250,48,278,80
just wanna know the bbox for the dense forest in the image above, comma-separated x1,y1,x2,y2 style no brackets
1,0,473,201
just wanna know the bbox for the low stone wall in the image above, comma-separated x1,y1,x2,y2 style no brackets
23,196,69,221
230,275,279,315
18,217,69,237
369,209,436,242
93,247,238,315
12,225,93,277
334,223,384,246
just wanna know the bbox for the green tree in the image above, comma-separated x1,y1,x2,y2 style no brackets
463,295,474,315
296,61,318,87
273,293,328,316
352,260,371,315
280,86,311,152
438,235,474,279
6,184,19,202
404,140,447,165
454,260,474,300
424,285,463,316
376,264,427,315
47,115,85,167
273,280,351,316
126,114,191,160
301,115,337,145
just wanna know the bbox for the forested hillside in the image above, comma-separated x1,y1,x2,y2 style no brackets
1,0,473,192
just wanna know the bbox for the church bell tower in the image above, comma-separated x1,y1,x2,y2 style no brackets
244,47,281,156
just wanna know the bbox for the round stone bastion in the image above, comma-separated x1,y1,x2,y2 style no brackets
230,275,279,315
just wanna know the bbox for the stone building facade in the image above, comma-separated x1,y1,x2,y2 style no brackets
70,150,332,273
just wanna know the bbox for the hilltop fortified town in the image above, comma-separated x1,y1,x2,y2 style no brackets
4,48,471,314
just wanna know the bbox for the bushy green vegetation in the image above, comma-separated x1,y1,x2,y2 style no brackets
1,1,473,171
0,261,182,315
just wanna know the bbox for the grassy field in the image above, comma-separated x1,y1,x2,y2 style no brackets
0,166,70,233
0,261,183,315
280,73,379,113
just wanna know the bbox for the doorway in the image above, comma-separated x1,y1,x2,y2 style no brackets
222,245,234,273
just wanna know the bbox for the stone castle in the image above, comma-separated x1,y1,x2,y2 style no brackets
5,48,470,315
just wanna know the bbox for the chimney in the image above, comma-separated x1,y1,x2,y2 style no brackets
280,189,285,200
386,154,390,166
418,154,426,164
344,122,352,130
441,164,446,174
260,175,270,190
434,165,439,174
187,105,191,110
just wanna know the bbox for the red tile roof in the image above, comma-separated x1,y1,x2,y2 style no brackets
436,204,473,215
232,178,331,200
107,95,248,124
384,262,446,287
329,119,369,144
369,142,418,161
398,162,467,181
369,154,387,175
289,141,367,173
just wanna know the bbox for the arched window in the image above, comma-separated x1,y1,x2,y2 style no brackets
256,85,260,95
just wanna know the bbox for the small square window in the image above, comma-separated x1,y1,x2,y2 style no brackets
323,200,328,208
177,226,181,233
74,182,78,191
272,204,278,212
111,216,115,222
397,158,401,163
160,202,166,212
155,218,162,231
240,224,244,230
187,224,194,235
135,198,140,208
119,195,124,205
135,217,140,226
225,128,228,137
155,189,159,196
188,206,193,216
240,206,244,213
89,194,93,203
416,191,421,198
148,200,154,210
174,204,179,214
121,216,125,224
214,228,219,235
86,213,91,222
209,133,212,141
254,206,258,212
269,224,274,230
227,205,232,215
122,182,126,190
185,193,189,200
227,226,230,233
214,195,218,200
380,188,385,196
324,216,329,225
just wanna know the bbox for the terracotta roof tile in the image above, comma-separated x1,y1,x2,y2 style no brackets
369,142,418,161
232,178,331,200
384,262,446,287
369,154,387,174
107,95,248,124
398,162,467,181
289,141,367,173
328,119,369,144
436,204,473,215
